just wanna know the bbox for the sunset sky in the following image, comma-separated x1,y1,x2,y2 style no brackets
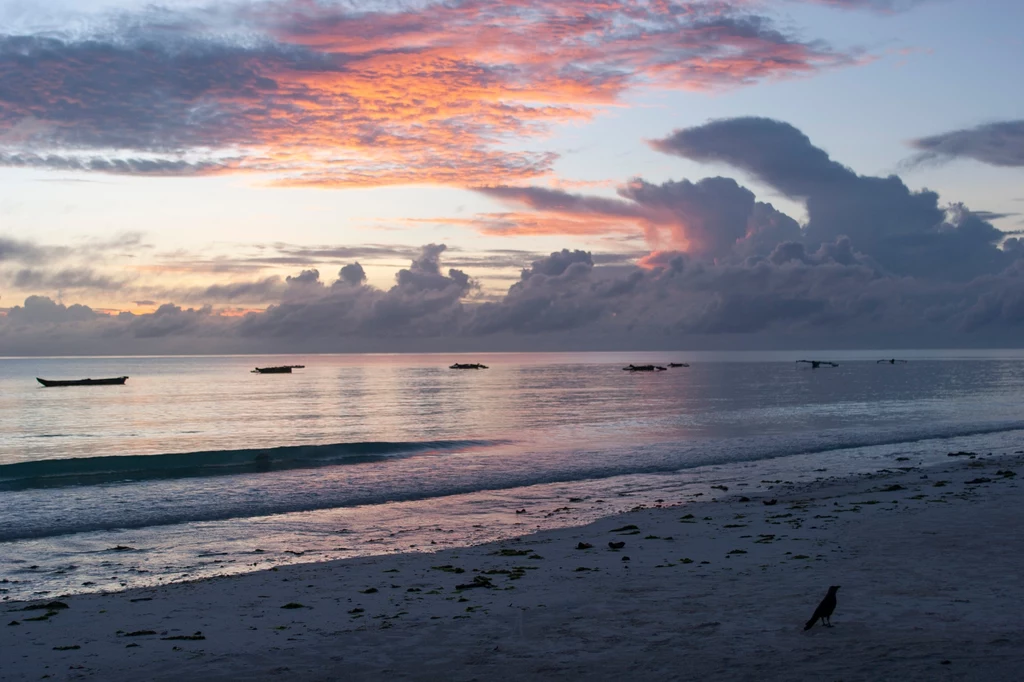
1,0,1022,353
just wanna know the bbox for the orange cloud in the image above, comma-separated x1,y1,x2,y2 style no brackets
0,1,860,187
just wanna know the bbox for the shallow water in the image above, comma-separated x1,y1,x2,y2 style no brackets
2,350,1024,600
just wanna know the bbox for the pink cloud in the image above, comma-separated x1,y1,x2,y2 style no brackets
0,0,861,186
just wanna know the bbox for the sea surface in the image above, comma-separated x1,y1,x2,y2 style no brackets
3,350,1024,601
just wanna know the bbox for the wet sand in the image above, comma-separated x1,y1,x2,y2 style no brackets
3,450,1022,681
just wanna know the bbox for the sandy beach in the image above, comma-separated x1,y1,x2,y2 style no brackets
3,450,1022,681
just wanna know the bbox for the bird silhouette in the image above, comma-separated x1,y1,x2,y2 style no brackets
804,585,840,630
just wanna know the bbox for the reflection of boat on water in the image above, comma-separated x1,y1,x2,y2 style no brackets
623,364,667,372
796,360,838,369
667,362,689,368
877,358,907,364
450,363,489,370
37,376,128,387
252,365,305,374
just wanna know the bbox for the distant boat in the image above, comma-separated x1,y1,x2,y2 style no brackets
877,358,907,364
450,363,488,370
623,364,667,372
667,362,689,368
796,360,839,369
252,365,305,374
37,376,128,387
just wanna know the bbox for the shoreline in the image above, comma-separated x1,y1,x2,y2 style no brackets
6,427,1022,602
3,449,1023,680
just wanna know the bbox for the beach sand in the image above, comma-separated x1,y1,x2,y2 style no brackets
3,451,1022,681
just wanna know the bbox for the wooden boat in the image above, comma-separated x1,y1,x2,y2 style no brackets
796,360,839,369
252,365,305,374
450,363,488,369
37,376,128,387
623,364,667,372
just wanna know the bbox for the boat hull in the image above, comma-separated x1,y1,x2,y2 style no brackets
252,365,304,374
37,376,129,387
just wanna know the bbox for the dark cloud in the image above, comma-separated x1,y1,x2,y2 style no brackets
466,250,607,335
1,115,1022,351
908,120,1024,168
971,211,1018,223
9,267,128,291
0,236,54,263
0,232,149,276
126,303,216,339
196,277,285,303
285,269,321,286
337,262,367,286
652,116,1013,280
0,1,859,185
0,152,231,176
4,240,1024,351
268,244,419,262
3,295,98,324
0,34,339,153
236,244,472,339
477,186,643,220
619,177,801,260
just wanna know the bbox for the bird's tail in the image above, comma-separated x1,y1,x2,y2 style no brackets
803,618,816,631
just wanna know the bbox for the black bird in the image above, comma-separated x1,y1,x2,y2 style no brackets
804,585,840,630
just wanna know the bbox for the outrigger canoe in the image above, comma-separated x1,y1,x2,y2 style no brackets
37,376,128,387
252,365,305,374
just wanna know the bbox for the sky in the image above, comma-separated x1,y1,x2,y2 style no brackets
0,0,1023,354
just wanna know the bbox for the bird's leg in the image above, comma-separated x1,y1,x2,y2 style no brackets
824,616,831,627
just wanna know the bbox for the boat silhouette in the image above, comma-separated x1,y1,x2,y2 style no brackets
252,365,305,374
37,376,128,387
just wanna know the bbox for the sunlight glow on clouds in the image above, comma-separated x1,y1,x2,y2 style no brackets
4,116,1024,353
2,0,1022,352
0,0,860,187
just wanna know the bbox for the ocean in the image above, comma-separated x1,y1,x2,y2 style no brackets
3,350,1024,602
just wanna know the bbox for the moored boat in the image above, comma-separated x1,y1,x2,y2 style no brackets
37,376,129,387
252,365,305,374
623,364,667,372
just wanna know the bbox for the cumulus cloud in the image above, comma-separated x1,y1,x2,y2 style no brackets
477,176,802,261
3,295,98,324
337,262,367,286
619,177,802,259
652,116,1012,280
475,116,1017,284
4,116,1024,351
234,244,472,339
126,303,216,339
907,120,1024,168
3,239,1024,351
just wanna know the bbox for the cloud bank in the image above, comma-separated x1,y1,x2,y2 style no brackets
4,116,1022,353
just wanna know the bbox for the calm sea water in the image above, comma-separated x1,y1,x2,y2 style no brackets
2,350,1024,601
